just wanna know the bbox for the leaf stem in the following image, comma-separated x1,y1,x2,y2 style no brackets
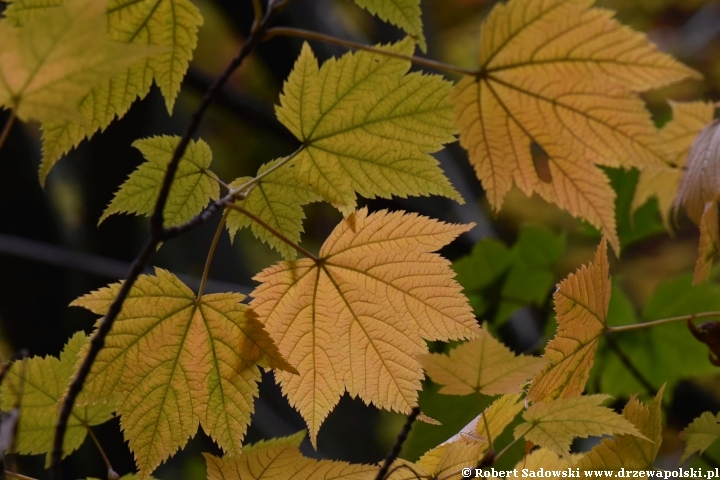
49,2,288,477
197,210,230,299
229,146,304,199
606,311,720,333
85,426,118,480
5,471,36,480
223,202,318,261
265,27,478,76
376,407,421,480
251,0,263,25
0,109,17,156
493,435,522,463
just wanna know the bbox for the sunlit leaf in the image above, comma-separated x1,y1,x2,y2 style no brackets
351,0,426,51
680,411,720,464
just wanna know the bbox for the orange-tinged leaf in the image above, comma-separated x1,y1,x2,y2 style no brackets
419,329,546,396
694,202,720,285
632,102,715,230
71,269,295,478
528,239,609,403
452,0,699,250
675,119,720,224
276,40,461,215
250,208,481,443
576,386,664,472
203,431,375,480
514,394,644,459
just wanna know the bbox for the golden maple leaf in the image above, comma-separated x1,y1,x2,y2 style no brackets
419,327,546,396
444,393,525,446
528,238,609,403
204,431,375,480
632,102,716,230
451,0,700,253
250,208,481,444
71,269,295,478
514,394,644,459
575,386,664,472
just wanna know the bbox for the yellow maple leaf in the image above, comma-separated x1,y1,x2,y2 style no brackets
419,327,546,396
0,0,157,124
71,269,296,478
452,0,699,253
576,386,664,472
275,39,461,215
445,393,525,446
99,135,220,227
351,0,426,52
203,431,375,479
694,202,720,285
514,394,644,459
528,238,609,403
250,208,481,443
226,158,321,260
632,102,716,230
0,332,114,461
680,410,720,464
10,0,204,183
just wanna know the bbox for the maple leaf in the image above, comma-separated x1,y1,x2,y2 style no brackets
99,135,220,227
632,102,715,230
275,39,461,215
0,332,114,461
226,159,321,260
680,411,720,464
16,0,204,183
203,431,376,479
0,0,157,124
444,393,525,445
576,386,664,472
351,0,426,52
528,239,610,403
71,269,295,478
250,208,481,443
419,328,546,396
514,394,644,459
694,202,720,284
452,0,699,252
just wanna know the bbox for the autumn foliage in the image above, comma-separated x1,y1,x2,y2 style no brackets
1,0,720,479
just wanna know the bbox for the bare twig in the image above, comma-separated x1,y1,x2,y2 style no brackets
606,312,720,333
49,3,288,477
376,407,421,480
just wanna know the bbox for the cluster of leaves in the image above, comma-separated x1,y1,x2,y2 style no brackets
2,0,720,479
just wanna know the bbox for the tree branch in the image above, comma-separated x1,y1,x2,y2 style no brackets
606,311,720,333
49,2,288,477
376,407,420,480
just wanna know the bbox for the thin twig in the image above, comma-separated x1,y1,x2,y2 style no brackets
85,426,118,479
606,311,720,333
5,471,35,480
197,210,230,299
375,407,421,480
223,202,318,260
0,110,17,155
604,334,657,395
265,27,478,76
49,3,288,477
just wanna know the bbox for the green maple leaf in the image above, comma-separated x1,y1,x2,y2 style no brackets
351,0,426,51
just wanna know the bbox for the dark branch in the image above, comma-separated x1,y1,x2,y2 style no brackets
49,3,288,477
375,407,420,480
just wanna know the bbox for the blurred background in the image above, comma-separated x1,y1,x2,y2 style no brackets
1,0,720,477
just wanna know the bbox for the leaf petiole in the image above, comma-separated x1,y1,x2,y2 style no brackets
197,210,230,299
0,109,17,156
264,27,478,77
606,311,720,333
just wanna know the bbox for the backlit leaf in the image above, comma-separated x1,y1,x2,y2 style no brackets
576,387,664,472
32,0,203,183
445,393,524,446
0,0,156,124
528,238,609,402
420,330,545,396
514,394,644,459
276,40,461,215
0,332,114,460
203,431,375,479
632,102,715,230
680,411,720,464
251,208,481,443
226,158,321,260
71,269,295,478
351,0,426,51
100,135,219,227
452,0,699,252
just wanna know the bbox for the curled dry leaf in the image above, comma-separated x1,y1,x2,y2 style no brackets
675,119,720,224
687,319,720,367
